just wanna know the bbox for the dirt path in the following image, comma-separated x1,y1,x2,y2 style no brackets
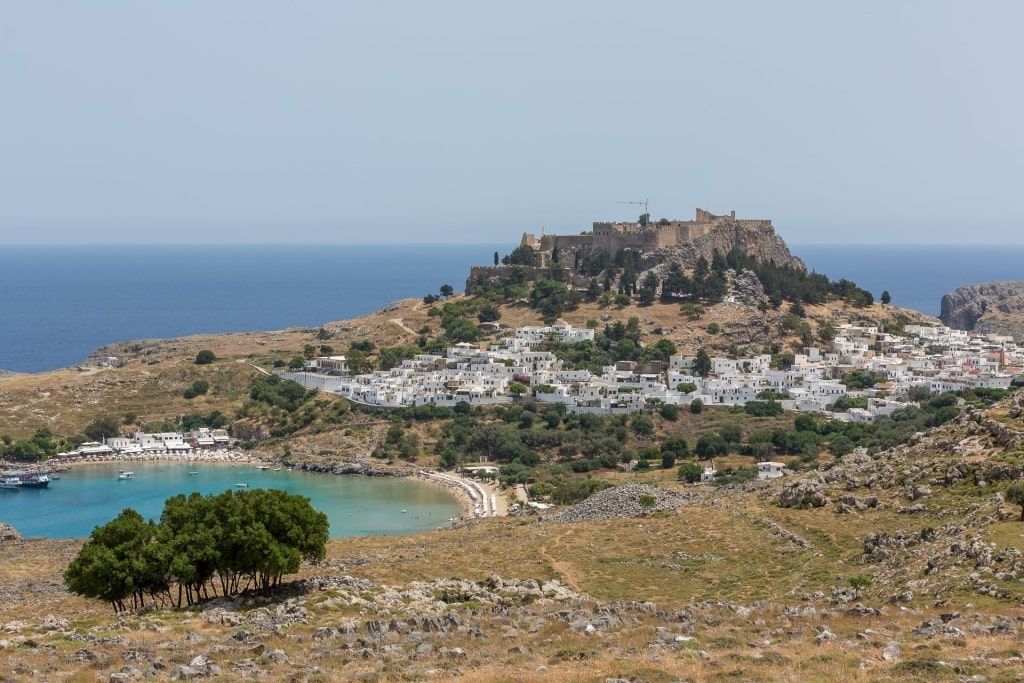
390,318,417,335
539,529,583,593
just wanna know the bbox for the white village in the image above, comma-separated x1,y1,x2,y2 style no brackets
284,320,1021,422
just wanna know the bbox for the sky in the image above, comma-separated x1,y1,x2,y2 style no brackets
1,1,1022,245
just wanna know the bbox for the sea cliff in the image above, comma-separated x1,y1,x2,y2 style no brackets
939,280,1024,340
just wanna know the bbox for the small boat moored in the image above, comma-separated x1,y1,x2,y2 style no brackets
117,471,134,480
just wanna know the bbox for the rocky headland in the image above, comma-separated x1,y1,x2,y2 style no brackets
940,280,1024,340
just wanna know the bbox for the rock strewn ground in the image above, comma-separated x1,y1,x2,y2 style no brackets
546,482,701,523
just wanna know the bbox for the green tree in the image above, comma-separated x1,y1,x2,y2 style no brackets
529,278,574,319
440,284,455,299
64,509,161,612
695,434,729,459
493,251,499,266
630,414,654,436
477,304,501,323
678,462,703,483
84,415,122,442
690,398,704,414
719,423,743,444
661,449,676,469
661,436,689,461
1007,483,1024,521
693,348,712,377
183,379,210,399
880,290,891,305
195,350,216,365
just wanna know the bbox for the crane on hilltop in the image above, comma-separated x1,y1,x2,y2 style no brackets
617,199,649,227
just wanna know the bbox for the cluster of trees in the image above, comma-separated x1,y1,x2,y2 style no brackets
0,427,74,462
665,389,977,470
571,245,876,310
236,375,319,437
64,489,328,612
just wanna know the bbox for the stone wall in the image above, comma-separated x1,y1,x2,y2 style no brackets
468,209,803,293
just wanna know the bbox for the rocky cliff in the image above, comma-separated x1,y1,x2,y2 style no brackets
643,219,806,272
939,281,1024,340
468,219,805,294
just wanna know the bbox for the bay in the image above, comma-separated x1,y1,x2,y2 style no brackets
0,462,461,539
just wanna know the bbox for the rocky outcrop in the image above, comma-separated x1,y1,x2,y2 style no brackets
646,220,805,273
939,281,1024,339
0,523,22,542
547,483,702,523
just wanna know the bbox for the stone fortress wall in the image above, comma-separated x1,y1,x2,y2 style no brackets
466,208,788,294
520,209,773,267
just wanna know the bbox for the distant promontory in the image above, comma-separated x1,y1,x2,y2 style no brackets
940,281,1024,340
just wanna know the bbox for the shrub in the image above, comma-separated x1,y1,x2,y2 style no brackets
194,350,216,365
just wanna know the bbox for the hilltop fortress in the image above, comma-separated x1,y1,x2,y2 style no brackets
524,208,770,263
467,208,804,293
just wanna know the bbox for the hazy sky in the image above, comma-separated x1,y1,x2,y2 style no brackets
2,2,1022,245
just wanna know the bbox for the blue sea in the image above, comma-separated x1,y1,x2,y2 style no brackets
795,244,1024,318
0,244,506,374
0,462,461,539
2,243,1022,375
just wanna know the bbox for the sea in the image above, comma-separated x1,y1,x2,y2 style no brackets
0,462,461,539
1,241,1022,538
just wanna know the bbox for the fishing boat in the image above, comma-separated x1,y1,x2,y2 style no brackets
257,465,271,470
188,471,199,476
117,471,134,480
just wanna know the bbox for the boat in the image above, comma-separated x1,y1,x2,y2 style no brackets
117,471,134,480
188,471,199,476
0,474,22,490
236,483,248,487
257,465,271,470
18,471,50,488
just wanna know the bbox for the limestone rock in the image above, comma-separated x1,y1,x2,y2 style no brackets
939,281,1024,340
778,479,830,509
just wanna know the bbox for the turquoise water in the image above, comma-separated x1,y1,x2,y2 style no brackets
0,462,461,539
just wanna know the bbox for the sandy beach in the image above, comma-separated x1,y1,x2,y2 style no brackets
417,470,509,519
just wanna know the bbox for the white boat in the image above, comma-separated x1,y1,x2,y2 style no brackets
188,471,199,476
117,471,134,480
236,483,248,487
0,474,22,490
257,465,271,470
18,471,50,488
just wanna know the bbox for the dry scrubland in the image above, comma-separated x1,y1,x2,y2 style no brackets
8,297,1024,681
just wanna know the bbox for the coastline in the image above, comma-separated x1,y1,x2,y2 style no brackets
416,469,509,520
1,448,272,475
